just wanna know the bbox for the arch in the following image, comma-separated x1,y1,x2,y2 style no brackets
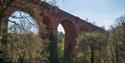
1,0,47,37
48,19,78,63
57,19,78,62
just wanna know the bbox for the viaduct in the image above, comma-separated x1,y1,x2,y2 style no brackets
0,0,103,63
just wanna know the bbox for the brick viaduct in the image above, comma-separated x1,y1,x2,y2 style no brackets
1,0,103,62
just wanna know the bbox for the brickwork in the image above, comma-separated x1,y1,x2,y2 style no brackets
2,0,102,62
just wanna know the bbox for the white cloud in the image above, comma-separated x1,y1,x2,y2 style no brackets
96,19,114,30
95,0,111,3
57,24,65,33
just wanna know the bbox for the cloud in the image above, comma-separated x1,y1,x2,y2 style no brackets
57,24,65,33
95,0,111,3
96,19,114,30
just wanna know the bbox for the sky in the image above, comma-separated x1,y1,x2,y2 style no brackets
8,11,39,34
57,0,125,32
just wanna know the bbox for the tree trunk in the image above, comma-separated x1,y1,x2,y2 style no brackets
115,45,119,63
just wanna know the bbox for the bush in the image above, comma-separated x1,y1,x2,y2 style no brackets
0,33,49,63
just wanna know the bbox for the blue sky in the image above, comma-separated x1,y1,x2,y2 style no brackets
57,0,125,31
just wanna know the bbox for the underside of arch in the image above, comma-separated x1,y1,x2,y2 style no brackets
60,20,78,62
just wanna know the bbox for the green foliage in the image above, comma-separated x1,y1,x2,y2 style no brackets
49,30,59,63
74,15,125,63
0,33,49,63
108,15,125,63
58,37,64,58
58,32,65,63
74,31,108,63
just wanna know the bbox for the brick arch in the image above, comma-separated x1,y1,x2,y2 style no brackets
45,17,78,62
2,0,47,36
58,19,78,61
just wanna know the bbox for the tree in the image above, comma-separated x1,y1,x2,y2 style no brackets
0,0,52,63
74,31,108,63
57,31,65,63
0,11,49,63
109,15,125,63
